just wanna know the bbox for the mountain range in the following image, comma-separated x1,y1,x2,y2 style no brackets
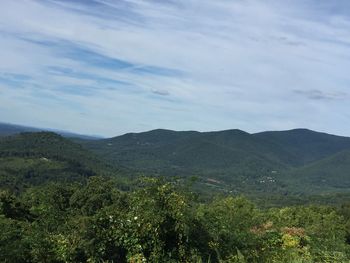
1,122,350,196
79,128,350,195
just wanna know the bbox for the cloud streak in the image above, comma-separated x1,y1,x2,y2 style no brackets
0,0,350,136
294,89,348,101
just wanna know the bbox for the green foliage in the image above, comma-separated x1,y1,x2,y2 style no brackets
196,197,260,261
0,215,31,262
1,177,349,262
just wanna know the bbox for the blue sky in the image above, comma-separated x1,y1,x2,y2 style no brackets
0,0,350,137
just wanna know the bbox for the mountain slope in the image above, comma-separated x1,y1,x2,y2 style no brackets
0,132,114,192
254,129,350,165
85,128,350,176
80,128,350,194
280,150,350,194
2,127,350,195
81,129,292,180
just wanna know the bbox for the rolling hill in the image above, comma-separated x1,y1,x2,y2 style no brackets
281,150,350,194
80,128,350,195
82,129,289,177
254,129,350,165
0,132,116,192
1,125,350,196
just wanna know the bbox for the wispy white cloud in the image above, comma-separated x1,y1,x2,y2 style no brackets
0,0,350,136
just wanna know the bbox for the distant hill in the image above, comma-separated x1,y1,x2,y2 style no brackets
2,125,350,196
80,128,350,195
0,122,100,140
254,129,350,165
0,132,101,166
0,132,115,192
281,150,350,194
82,129,288,176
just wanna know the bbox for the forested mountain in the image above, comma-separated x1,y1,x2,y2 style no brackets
254,129,350,165
80,128,350,195
0,132,118,192
82,129,289,177
1,127,350,196
283,150,350,193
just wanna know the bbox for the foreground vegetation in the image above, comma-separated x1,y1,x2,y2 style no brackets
1,176,349,263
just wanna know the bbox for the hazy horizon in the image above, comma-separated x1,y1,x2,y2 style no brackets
3,121,350,139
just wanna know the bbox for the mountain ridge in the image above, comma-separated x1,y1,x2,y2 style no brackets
78,127,350,195
2,124,350,195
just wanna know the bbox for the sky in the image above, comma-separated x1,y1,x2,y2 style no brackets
0,0,350,137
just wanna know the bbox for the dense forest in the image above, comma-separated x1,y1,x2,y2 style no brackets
0,129,350,262
1,177,350,262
